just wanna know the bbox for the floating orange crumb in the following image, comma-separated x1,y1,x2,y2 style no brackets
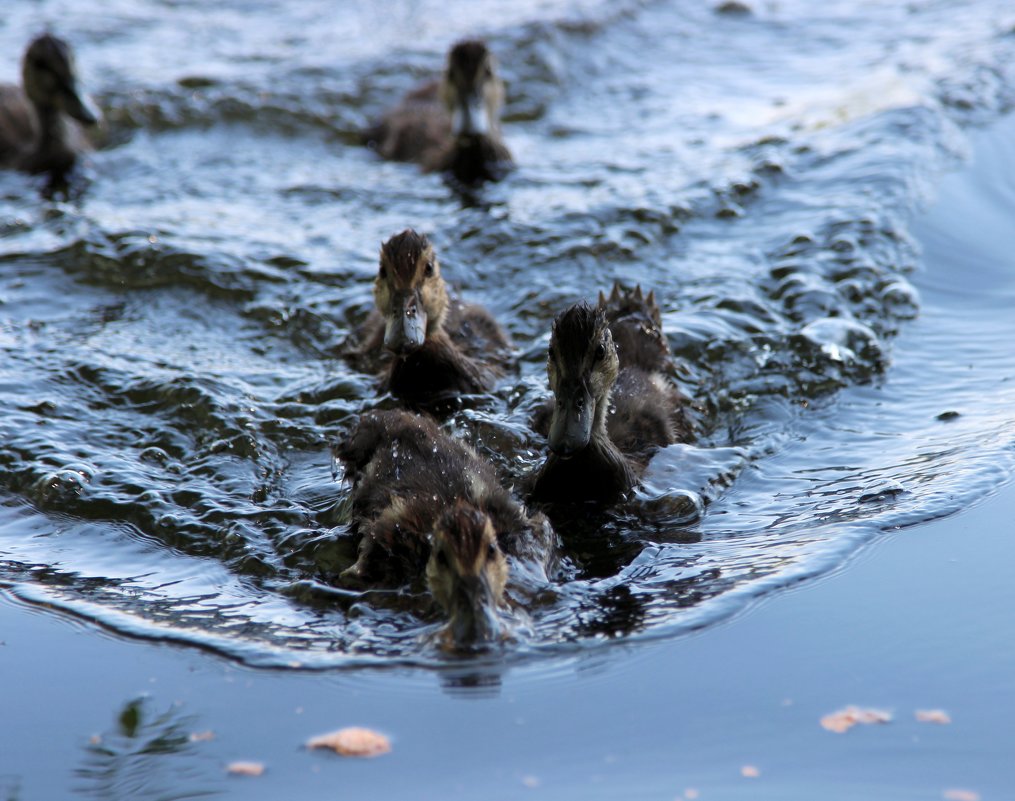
227,761,265,777
306,726,391,757
820,706,892,733
684,790,700,800
189,730,215,742
741,765,760,778
916,709,952,725
943,790,980,801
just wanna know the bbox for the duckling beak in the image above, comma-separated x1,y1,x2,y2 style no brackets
60,81,101,126
383,291,427,354
548,381,594,456
448,574,501,646
451,93,490,138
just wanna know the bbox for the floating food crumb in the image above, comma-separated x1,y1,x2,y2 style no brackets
306,726,391,757
936,410,961,421
741,765,760,778
916,709,952,725
684,789,700,800
820,706,892,733
88,734,102,746
227,761,265,777
189,730,215,742
521,775,541,788
943,790,980,801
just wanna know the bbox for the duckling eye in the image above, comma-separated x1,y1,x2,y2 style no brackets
594,343,607,362
436,548,449,567
424,261,435,277
486,543,497,560
378,265,387,280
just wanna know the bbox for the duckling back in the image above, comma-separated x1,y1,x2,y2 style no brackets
0,86,36,164
600,283,671,373
600,283,693,452
609,368,681,460
361,81,447,165
335,409,553,586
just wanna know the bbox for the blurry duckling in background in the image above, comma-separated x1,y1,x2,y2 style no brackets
354,228,512,409
363,39,513,184
0,34,101,176
530,286,691,506
333,409,557,646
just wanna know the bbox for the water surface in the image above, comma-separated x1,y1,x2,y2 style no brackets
1,0,1014,684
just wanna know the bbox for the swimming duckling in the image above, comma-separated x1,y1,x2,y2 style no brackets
363,39,512,184
334,409,555,589
0,34,101,176
530,292,688,505
355,229,512,409
426,503,509,648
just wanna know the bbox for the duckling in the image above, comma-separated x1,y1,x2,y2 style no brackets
530,291,689,505
355,229,512,409
426,502,509,648
334,409,555,589
363,39,512,184
0,34,101,176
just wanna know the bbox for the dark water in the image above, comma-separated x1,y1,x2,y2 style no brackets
1,0,1015,681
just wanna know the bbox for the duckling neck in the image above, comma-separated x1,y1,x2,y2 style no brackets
533,422,637,505
386,330,486,406
440,134,512,183
586,422,633,486
24,104,75,174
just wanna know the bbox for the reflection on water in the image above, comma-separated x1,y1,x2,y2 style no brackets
0,779,21,801
75,698,215,801
439,664,509,698
1,0,1015,666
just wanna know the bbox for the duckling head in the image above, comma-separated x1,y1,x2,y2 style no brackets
441,40,504,141
546,303,620,457
426,503,508,648
375,229,450,354
22,34,101,126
